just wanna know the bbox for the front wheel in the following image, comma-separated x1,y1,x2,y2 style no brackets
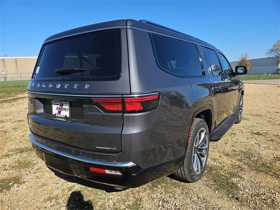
235,96,243,124
174,118,209,183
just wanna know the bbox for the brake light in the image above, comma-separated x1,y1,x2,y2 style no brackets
92,93,159,113
92,98,123,111
124,95,159,112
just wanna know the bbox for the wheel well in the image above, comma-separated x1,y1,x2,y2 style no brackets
195,110,212,132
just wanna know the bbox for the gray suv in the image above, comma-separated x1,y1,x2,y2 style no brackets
27,19,247,188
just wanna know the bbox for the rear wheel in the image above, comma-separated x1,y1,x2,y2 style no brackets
174,118,209,183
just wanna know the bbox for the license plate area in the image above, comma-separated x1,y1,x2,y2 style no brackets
52,100,70,118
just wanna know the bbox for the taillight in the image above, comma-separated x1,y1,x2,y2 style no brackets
92,98,123,112
124,94,159,112
92,93,159,113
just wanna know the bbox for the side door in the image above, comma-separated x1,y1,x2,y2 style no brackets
217,53,241,115
204,47,232,125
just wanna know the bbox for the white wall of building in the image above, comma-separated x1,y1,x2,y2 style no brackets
0,57,37,81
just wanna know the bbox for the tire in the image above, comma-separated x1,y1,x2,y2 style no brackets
235,96,243,124
174,118,209,183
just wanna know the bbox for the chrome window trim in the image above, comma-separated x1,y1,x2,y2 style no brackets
27,91,159,98
28,91,123,98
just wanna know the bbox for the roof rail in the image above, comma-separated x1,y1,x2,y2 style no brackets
139,19,189,37
139,19,213,47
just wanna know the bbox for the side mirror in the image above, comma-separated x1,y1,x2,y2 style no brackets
210,64,222,74
235,66,247,75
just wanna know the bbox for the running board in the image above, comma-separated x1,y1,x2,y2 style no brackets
210,116,237,141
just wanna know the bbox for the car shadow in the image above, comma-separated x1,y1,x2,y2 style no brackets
66,191,94,210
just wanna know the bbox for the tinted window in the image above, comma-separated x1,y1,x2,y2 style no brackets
33,30,121,80
204,48,221,76
218,53,233,75
151,34,203,77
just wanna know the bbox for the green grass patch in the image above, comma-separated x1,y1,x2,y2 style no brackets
15,159,34,170
205,164,241,199
150,177,167,188
239,74,280,80
3,147,33,158
237,151,280,178
0,80,29,98
131,202,142,210
0,176,22,193
0,80,29,87
0,86,27,96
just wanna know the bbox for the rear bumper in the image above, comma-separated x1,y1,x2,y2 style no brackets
30,134,183,188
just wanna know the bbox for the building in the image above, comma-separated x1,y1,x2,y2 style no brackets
0,57,37,81
230,57,279,75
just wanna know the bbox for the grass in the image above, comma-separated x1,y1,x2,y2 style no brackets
237,150,280,179
3,147,33,158
205,164,241,199
131,202,142,210
150,177,168,188
239,74,280,80
0,177,22,193
0,80,29,87
0,80,29,99
15,159,34,170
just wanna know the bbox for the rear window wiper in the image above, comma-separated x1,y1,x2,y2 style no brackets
55,68,87,75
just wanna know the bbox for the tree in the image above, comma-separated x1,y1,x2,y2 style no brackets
267,40,280,74
266,40,280,57
238,53,251,70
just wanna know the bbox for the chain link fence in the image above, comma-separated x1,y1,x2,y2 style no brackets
248,66,280,75
0,73,31,82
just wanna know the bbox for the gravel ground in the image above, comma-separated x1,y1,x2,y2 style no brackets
0,83,279,209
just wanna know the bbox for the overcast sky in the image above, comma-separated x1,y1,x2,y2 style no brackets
0,0,279,61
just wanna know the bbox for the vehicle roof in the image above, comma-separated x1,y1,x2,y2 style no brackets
44,19,217,49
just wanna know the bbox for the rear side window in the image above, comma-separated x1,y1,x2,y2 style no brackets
33,29,121,80
151,34,203,77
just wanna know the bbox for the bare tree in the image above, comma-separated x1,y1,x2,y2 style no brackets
238,53,251,70
266,40,280,74
266,40,280,57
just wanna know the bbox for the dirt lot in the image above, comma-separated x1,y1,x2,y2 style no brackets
0,84,279,209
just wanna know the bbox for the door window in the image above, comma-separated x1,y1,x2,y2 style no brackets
218,53,233,75
204,48,221,76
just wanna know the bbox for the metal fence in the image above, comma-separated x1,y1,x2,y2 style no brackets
0,73,31,81
247,66,279,75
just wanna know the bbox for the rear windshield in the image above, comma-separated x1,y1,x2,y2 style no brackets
33,29,121,80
